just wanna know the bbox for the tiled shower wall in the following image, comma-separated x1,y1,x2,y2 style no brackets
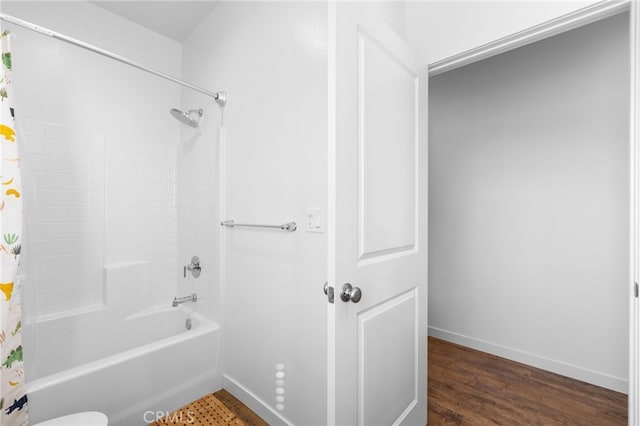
6,1,184,323
19,113,181,321
21,120,106,317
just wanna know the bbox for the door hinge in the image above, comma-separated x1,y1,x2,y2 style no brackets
635,281,639,298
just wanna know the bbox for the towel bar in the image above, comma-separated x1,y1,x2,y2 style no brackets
220,220,297,232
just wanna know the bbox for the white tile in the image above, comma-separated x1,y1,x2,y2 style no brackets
73,284,101,306
106,280,123,305
67,222,101,238
26,239,46,258
67,268,95,287
88,154,105,175
68,238,89,254
42,271,69,290
88,238,105,254
20,118,46,138
103,265,124,284
88,193,105,208
45,238,67,256
67,191,89,207
68,253,102,271
45,206,67,222
46,123,71,141
89,175,105,191
24,137,46,154
67,207,90,223
88,209,105,227
88,268,104,286
45,223,67,240
41,255,68,273
45,137,69,157
23,206,39,224
88,133,105,149
66,155,89,174
45,155,74,174
45,190,73,206
32,171,49,189
67,175,90,192
44,173,72,190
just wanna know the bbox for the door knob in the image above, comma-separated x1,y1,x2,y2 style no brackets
340,283,362,303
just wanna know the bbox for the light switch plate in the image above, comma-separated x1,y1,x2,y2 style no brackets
306,208,324,233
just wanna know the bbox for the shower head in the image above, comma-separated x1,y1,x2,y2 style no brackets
170,108,203,128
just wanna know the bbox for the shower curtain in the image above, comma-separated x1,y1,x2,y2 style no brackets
0,30,29,426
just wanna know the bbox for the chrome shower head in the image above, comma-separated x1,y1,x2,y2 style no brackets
170,108,203,128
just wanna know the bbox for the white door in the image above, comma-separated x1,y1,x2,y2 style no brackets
328,3,428,425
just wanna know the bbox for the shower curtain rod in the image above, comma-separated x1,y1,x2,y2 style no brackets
0,13,226,104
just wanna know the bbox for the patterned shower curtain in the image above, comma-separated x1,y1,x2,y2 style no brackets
0,30,29,426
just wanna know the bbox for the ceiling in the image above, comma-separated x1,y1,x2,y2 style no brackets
90,1,220,42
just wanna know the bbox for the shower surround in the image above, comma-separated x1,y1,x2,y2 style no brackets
3,1,222,424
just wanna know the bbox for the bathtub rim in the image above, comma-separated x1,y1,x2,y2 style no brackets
26,307,219,394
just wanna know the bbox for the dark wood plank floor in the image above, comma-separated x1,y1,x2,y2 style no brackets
428,336,628,425
157,338,627,425
214,389,269,426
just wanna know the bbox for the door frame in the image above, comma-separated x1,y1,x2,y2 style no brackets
427,1,639,424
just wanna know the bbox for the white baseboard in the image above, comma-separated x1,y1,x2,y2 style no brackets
222,374,293,426
428,326,628,394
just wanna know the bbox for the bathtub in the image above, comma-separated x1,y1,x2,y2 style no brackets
25,306,221,425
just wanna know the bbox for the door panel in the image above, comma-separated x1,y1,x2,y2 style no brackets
358,30,419,262
330,3,428,425
358,289,418,426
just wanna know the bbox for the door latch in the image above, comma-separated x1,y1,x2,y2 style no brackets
323,282,334,304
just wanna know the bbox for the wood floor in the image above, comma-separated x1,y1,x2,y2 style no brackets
156,338,627,425
213,390,268,426
428,336,628,425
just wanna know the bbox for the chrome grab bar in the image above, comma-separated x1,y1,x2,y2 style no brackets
220,220,297,232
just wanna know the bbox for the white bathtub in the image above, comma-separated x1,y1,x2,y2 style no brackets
25,307,221,425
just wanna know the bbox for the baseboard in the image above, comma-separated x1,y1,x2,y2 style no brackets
428,327,628,394
223,374,293,426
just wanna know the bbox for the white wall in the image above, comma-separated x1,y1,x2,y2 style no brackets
405,0,598,64
182,2,328,424
367,1,406,38
429,12,629,392
3,0,183,377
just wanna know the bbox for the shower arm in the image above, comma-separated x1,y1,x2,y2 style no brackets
186,109,203,116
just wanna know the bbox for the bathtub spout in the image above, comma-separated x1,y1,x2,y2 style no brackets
172,293,197,307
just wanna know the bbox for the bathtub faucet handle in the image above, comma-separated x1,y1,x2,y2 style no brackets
184,255,201,278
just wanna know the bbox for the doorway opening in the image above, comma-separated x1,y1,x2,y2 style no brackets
428,8,631,423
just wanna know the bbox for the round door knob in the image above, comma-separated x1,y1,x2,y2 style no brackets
340,283,362,303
